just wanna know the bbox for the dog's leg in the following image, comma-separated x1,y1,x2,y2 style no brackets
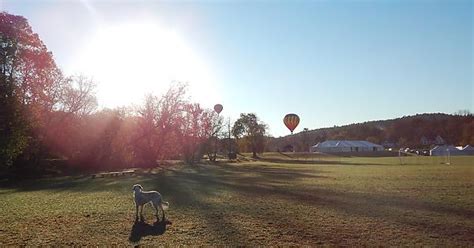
152,202,160,221
139,205,144,222
159,204,165,221
135,204,139,221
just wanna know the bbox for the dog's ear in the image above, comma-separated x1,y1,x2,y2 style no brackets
132,184,142,190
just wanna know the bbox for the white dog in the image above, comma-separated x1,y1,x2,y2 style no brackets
133,184,169,221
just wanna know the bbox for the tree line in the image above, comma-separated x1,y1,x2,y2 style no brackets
0,12,268,175
2,12,471,175
268,113,474,152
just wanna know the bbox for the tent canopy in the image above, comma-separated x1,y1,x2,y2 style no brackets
312,140,383,149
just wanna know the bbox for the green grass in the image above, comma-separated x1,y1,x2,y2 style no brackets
0,156,473,246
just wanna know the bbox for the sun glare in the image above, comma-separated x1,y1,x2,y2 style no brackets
71,20,218,108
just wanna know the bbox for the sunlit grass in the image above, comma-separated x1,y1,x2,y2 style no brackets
0,156,473,246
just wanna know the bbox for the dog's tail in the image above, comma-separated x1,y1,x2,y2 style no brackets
161,201,169,210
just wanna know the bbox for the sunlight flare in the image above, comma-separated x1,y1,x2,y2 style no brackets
71,20,218,108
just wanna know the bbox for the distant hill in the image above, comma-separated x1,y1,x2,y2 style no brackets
266,113,474,152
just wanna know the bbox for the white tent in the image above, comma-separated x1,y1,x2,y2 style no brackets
430,145,468,156
461,145,474,155
310,140,384,153
430,145,454,156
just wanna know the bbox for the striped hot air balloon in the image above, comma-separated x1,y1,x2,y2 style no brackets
214,104,223,114
283,113,300,134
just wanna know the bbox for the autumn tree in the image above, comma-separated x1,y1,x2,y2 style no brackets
0,12,97,168
40,75,97,160
180,104,216,163
232,113,267,158
202,110,224,162
58,75,97,117
0,12,63,166
133,84,188,165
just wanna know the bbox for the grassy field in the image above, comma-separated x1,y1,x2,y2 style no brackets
0,155,473,246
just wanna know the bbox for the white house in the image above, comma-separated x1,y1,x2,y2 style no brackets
310,140,384,153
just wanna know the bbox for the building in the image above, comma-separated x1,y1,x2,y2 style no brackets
420,136,431,146
419,135,446,146
381,141,396,149
434,135,446,145
310,140,384,153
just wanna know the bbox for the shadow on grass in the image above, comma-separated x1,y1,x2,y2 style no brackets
154,164,474,244
129,219,172,244
0,162,326,194
0,175,127,194
256,157,381,165
166,165,474,219
2,162,473,245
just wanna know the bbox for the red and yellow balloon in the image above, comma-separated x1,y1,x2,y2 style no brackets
283,113,300,134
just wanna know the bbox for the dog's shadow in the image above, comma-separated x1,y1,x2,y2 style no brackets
129,219,172,243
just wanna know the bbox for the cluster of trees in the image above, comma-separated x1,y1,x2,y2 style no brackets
8,12,471,174
1,12,98,169
268,113,474,152
1,12,270,174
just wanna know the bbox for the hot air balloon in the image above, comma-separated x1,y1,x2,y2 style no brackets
214,104,223,114
284,113,300,134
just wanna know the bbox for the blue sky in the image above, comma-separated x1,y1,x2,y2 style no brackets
1,0,472,137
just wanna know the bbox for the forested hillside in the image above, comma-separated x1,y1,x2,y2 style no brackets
267,113,474,152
